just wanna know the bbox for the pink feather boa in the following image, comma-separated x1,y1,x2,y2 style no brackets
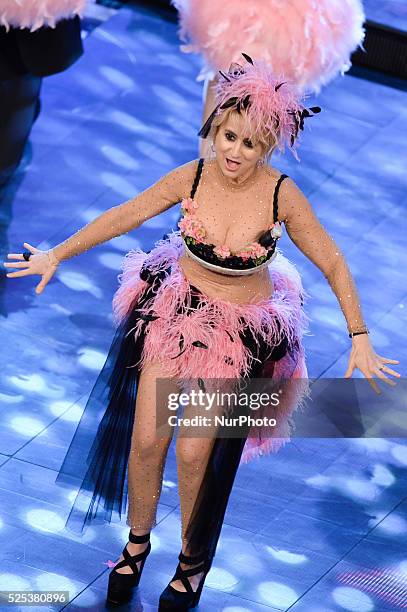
0,0,86,32
172,0,365,92
113,231,309,462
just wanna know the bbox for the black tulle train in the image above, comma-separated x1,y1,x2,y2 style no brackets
56,266,292,566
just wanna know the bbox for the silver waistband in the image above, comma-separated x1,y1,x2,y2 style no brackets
183,242,276,276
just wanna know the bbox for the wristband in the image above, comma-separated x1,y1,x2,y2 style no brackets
349,329,369,338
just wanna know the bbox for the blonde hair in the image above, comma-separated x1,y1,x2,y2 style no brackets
209,107,277,160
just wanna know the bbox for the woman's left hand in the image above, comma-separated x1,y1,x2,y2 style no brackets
344,334,400,394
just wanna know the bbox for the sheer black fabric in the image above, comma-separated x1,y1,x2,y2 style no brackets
56,282,155,532
56,264,289,570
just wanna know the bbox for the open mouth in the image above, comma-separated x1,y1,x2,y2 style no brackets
225,158,241,171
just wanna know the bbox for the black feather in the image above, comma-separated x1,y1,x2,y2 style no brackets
220,97,238,109
242,94,251,109
198,378,206,392
170,334,187,359
138,313,159,322
242,52,254,65
192,340,208,349
198,106,219,138
219,70,231,82
225,330,235,342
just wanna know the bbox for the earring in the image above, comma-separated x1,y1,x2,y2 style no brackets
256,157,266,167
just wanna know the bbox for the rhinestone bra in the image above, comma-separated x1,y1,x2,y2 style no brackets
178,159,288,276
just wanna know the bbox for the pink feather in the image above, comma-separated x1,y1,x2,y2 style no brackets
0,0,86,31
112,231,309,462
215,61,307,157
113,232,307,380
172,0,365,93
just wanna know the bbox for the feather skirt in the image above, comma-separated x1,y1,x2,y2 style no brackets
56,231,308,542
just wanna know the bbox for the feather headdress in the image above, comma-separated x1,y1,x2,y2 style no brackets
199,53,321,159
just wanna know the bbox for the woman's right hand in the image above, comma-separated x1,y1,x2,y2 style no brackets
4,242,59,294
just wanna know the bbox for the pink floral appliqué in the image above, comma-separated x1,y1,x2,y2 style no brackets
179,195,275,265
180,197,199,213
237,242,268,261
178,215,206,243
213,244,231,259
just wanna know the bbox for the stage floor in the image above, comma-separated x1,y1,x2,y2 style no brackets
0,3,406,611
365,0,407,31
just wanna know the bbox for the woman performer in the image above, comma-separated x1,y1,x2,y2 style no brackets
3,55,399,611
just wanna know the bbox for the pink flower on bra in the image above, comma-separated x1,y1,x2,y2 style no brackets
238,242,268,260
250,242,268,258
238,249,251,262
178,216,189,234
181,197,198,213
178,215,206,243
192,224,206,242
213,244,231,259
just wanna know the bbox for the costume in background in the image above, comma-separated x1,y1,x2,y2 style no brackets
0,0,84,186
172,0,365,92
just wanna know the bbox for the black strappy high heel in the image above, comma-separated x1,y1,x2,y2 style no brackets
106,531,151,606
158,551,210,611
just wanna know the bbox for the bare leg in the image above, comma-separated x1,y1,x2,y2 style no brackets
115,361,176,574
170,382,225,591
173,435,216,590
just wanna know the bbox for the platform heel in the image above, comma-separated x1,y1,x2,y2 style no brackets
106,531,151,606
159,551,210,610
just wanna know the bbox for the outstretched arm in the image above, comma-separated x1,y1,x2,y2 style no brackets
279,178,399,390
53,160,197,262
279,178,365,336
4,160,197,292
